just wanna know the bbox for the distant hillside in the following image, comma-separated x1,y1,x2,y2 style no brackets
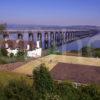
7,24,100,30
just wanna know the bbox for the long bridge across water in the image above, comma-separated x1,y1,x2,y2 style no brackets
0,29,96,50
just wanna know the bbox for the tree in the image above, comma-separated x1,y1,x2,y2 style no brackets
0,48,8,57
94,48,100,58
0,24,6,32
48,46,61,55
16,50,26,61
81,46,94,57
33,63,54,99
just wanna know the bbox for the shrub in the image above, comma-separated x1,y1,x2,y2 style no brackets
48,46,62,55
79,93,93,100
0,24,6,31
0,48,8,57
81,46,94,57
16,50,26,61
55,82,80,100
0,57,8,64
94,49,100,58
4,79,33,100
33,63,54,98
79,85,100,100
0,83,6,100
10,53,14,58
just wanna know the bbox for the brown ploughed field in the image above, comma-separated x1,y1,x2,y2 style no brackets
50,62,100,84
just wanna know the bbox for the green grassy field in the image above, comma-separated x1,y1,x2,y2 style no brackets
0,71,32,85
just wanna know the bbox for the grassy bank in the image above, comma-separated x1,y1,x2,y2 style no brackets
0,71,32,85
0,64,100,100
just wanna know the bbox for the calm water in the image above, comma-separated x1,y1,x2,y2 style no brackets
58,33,100,52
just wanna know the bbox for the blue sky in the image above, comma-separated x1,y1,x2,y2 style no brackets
0,0,100,26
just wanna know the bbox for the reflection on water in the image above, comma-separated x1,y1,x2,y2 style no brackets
58,33,100,52
0,34,3,39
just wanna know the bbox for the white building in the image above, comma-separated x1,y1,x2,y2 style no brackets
6,41,42,58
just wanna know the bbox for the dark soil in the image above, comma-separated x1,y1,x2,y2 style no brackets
50,62,100,84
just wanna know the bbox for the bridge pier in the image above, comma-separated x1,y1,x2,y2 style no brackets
17,33,24,50
3,32,14,49
50,32,54,48
55,32,57,46
68,32,70,42
59,32,62,46
44,32,49,49
2,32,9,49
27,32,34,50
29,33,34,41
63,32,66,44
66,32,68,42
0,29,94,50
37,32,42,48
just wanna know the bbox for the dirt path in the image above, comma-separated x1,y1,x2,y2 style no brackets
0,62,26,71
13,55,100,75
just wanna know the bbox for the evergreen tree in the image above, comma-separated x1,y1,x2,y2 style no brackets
33,63,54,99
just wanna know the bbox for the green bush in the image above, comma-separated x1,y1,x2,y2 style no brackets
79,85,100,100
0,48,8,57
0,57,8,64
55,82,80,100
10,53,14,58
0,24,6,31
94,49,100,58
48,46,62,55
81,46,94,57
79,93,93,100
4,79,33,100
0,50,26,64
0,83,6,100
33,63,55,99
16,50,26,61
33,63,54,94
